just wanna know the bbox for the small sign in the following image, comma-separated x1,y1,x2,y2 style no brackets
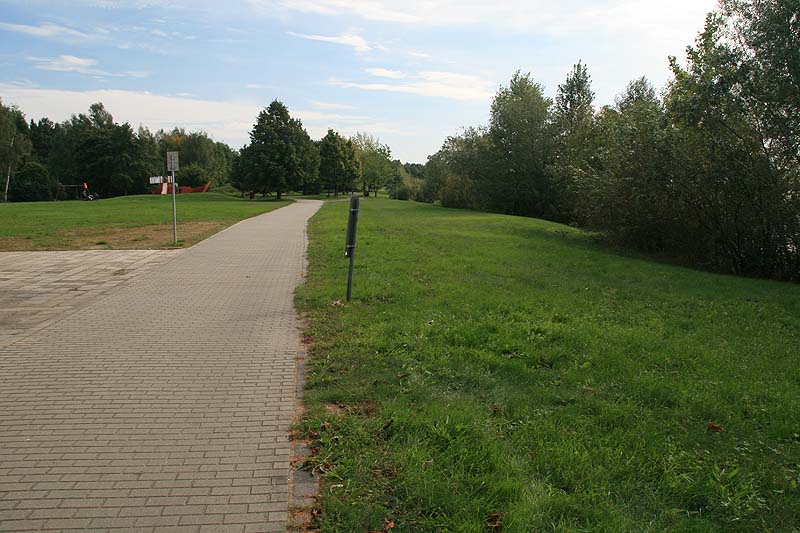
149,176,165,184
167,151,179,172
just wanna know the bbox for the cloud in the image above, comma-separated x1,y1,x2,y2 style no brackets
365,68,405,79
329,70,495,102
287,31,371,53
27,55,150,78
0,21,92,41
29,55,97,73
310,100,356,110
245,83,278,90
257,0,715,35
0,85,372,148
249,0,419,23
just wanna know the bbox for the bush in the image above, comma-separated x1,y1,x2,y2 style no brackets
8,162,55,202
395,175,422,201
440,174,477,209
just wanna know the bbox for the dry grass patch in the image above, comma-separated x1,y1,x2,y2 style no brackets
65,221,229,250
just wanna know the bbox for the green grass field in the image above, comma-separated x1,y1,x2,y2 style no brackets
296,199,800,532
0,193,290,250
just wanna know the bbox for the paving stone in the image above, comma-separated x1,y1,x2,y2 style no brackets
0,201,322,531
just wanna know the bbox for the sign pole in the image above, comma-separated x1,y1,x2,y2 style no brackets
344,196,360,301
167,151,179,244
171,170,177,243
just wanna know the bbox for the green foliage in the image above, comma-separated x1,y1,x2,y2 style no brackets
488,71,556,217
0,98,34,201
2,100,239,202
352,132,393,197
298,199,800,531
550,61,598,222
157,128,236,186
415,1,800,281
319,129,359,197
237,100,319,200
578,78,675,249
8,161,54,202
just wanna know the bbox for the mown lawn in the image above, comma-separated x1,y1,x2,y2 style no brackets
295,199,800,532
0,193,290,250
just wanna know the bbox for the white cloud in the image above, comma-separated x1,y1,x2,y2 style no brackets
28,55,97,73
287,31,371,53
0,85,372,147
257,0,715,35
310,100,356,110
329,70,495,102
245,83,278,89
0,21,92,41
27,55,150,79
249,0,419,23
365,68,405,79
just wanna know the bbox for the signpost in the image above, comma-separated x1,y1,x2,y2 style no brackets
166,151,179,244
344,196,360,302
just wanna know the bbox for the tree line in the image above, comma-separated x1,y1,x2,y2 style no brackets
230,100,394,200
0,98,399,204
0,101,237,201
403,0,800,282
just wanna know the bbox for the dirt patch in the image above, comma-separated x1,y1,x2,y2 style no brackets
1,222,232,251
66,221,229,250
0,236,37,252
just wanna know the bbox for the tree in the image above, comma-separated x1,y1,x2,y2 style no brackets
551,61,598,222
8,161,54,202
720,0,800,172
157,128,237,186
245,100,318,199
664,12,799,278
578,78,674,249
352,132,393,197
488,71,555,217
319,129,359,197
1,100,33,202
29,117,56,163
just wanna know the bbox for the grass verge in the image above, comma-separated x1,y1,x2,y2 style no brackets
296,198,800,532
0,193,290,250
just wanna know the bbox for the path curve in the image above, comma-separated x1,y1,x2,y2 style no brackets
0,199,323,532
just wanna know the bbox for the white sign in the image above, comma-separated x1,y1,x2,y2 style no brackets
149,176,165,184
167,151,179,172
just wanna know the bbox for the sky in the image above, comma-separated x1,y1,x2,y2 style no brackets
0,0,718,163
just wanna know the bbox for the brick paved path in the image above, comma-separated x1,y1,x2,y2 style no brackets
0,200,322,532
0,250,180,349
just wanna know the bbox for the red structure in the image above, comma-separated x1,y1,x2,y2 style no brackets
152,181,212,195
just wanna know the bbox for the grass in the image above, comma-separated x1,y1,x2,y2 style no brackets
295,198,800,532
0,193,290,250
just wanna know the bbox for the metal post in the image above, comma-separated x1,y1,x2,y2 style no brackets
345,196,360,302
171,170,177,244
346,244,356,302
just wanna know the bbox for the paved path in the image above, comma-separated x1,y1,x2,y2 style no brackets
0,250,181,349
0,200,323,532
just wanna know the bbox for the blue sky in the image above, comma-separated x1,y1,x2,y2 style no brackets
0,0,717,162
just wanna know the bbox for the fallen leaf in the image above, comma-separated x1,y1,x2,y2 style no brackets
487,511,505,530
530,451,539,459
384,517,396,530
580,386,595,394
331,299,345,308
707,422,726,432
